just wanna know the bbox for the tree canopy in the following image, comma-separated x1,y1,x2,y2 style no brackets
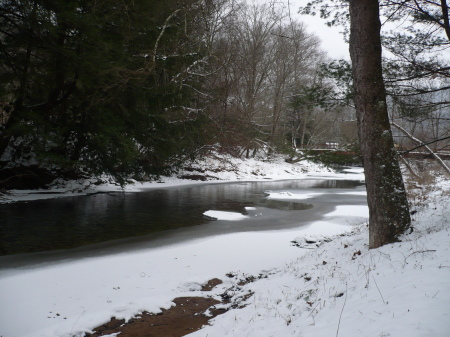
301,0,450,107
0,0,213,184
1,0,332,188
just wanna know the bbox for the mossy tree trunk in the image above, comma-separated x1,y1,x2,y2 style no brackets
349,0,411,249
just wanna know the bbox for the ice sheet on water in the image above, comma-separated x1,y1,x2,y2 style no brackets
203,210,247,221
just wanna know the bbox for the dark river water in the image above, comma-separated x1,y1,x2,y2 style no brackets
0,179,366,260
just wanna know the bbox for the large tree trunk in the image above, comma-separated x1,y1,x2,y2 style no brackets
349,0,411,249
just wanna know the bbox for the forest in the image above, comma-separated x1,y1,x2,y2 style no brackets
0,0,449,188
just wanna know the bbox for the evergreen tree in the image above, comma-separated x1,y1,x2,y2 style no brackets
0,0,211,185
300,0,450,108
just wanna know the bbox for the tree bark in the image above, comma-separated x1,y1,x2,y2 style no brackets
349,0,411,249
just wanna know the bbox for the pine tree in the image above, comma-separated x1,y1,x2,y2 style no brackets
0,0,211,185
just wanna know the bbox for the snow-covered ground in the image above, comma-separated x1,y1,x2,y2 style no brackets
191,180,450,337
0,155,448,337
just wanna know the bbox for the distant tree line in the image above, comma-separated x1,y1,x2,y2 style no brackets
1,0,342,187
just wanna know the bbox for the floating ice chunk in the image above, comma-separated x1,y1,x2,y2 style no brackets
326,205,369,217
203,210,247,221
265,190,321,200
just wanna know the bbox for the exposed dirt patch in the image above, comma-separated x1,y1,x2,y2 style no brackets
201,278,223,291
85,279,226,337
85,297,223,337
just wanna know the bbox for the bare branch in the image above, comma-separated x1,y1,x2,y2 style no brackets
153,9,182,63
392,122,450,175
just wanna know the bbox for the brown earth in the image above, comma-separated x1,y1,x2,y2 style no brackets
85,278,225,337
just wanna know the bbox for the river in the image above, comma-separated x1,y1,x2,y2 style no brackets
0,178,366,268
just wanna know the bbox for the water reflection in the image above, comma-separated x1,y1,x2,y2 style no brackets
0,179,364,255
256,199,313,211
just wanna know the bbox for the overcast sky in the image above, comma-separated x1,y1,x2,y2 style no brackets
285,0,350,60
252,0,349,60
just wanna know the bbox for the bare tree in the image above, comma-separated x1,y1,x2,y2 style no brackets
267,22,323,147
206,1,324,156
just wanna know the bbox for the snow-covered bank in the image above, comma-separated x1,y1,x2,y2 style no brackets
0,154,357,204
188,179,450,337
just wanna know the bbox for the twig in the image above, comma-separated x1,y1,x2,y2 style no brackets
404,250,436,262
153,9,182,63
70,310,85,335
0,172,37,185
372,276,386,304
336,283,348,337
399,135,450,155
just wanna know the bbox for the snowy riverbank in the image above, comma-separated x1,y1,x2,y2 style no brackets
0,153,342,204
0,155,448,337
190,179,450,337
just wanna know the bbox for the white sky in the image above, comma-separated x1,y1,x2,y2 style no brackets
252,0,349,59
251,0,350,60
284,0,350,60
283,1,447,61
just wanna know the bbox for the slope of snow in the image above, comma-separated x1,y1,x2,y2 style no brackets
188,179,450,337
